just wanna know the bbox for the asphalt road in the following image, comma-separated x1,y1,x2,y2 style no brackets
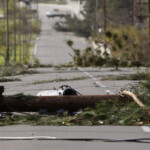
1,2,148,96
0,67,145,96
0,126,149,150
35,2,88,65
0,2,150,150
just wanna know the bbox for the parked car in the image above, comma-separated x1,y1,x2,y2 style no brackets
46,11,66,18
46,9,71,18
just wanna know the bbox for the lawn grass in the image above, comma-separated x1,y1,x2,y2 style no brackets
0,77,21,82
0,43,33,65
0,64,38,77
32,76,88,85
100,72,150,80
0,18,41,65
0,7,3,14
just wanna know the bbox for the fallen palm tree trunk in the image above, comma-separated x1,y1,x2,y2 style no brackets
0,95,132,112
122,90,150,116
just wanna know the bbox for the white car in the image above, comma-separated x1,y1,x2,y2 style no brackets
46,11,66,18
37,85,78,96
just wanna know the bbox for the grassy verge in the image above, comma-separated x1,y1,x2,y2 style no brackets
0,64,38,77
39,0,67,4
29,62,74,68
0,7,3,14
0,18,41,65
32,76,88,85
0,98,149,126
101,72,150,80
0,78,21,82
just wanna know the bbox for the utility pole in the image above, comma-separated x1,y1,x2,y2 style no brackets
21,6,26,62
139,0,142,17
149,0,150,43
132,0,135,25
2,0,6,27
103,0,106,32
138,0,143,29
13,0,17,62
95,0,99,32
37,0,39,18
5,0,9,65
24,6,27,62
19,2,22,63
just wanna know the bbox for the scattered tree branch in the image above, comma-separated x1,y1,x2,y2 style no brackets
122,90,150,116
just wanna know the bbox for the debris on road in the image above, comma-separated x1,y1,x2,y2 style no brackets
37,85,80,96
0,86,132,112
122,90,150,116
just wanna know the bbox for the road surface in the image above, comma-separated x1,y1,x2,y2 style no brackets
0,126,149,150
1,1,148,96
0,2,150,150
35,1,87,65
0,67,145,95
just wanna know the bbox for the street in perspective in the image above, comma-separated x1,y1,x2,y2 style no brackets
0,0,150,150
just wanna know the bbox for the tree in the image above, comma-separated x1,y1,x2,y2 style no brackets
54,0,101,37
107,0,133,24
55,0,135,37
99,26,145,69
